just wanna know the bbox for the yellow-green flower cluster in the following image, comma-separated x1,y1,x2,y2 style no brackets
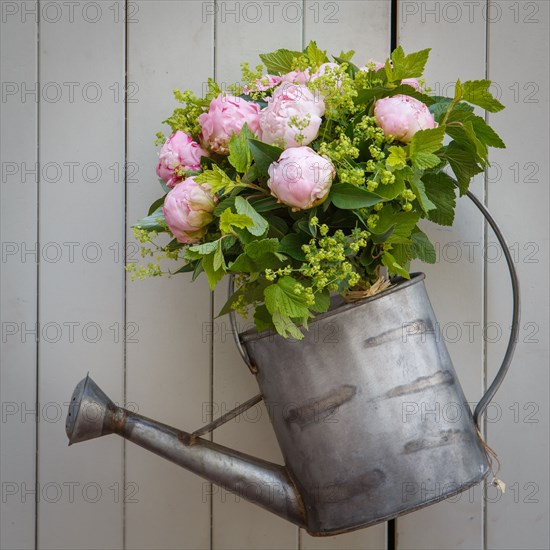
300,228,370,292
319,133,359,163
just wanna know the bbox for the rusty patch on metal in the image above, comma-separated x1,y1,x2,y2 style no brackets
363,319,432,348
284,385,357,427
404,429,466,454
384,371,453,399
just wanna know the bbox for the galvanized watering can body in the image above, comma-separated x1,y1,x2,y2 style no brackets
66,189,519,536
239,273,489,534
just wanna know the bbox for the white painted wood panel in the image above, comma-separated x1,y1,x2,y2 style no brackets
212,2,302,547
37,1,126,547
125,2,213,549
397,1,486,548
0,1,38,548
485,2,549,549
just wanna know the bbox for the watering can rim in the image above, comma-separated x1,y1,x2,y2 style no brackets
239,272,426,344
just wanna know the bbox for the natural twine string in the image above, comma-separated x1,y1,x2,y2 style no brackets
343,277,393,303
476,426,506,493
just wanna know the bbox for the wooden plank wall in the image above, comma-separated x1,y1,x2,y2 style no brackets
0,1,548,549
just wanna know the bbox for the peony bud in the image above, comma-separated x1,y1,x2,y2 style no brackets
156,131,209,189
198,94,261,155
163,177,217,244
374,94,436,143
267,147,335,211
260,84,325,149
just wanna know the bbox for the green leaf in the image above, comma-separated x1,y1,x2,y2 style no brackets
219,208,253,234
218,286,245,317
390,46,431,80
375,169,406,200
375,206,420,244
245,238,280,259
202,253,225,290
447,110,506,149
411,228,436,263
430,97,474,122
133,207,168,232
422,172,457,226
228,124,254,173
174,262,196,274
158,178,170,194
305,40,329,68
446,119,488,164
213,196,235,217
272,311,304,340
264,276,310,318
330,184,383,209
148,196,166,216
409,127,445,170
234,196,269,237
382,251,410,279
279,233,309,261
311,288,330,313
409,173,436,214
213,241,226,271
249,196,281,213
259,48,302,74
443,142,484,195
355,86,435,106
188,240,220,256
195,165,237,194
386,146,407,169
248,139,283,175
254,304,275,333
462,80,505,113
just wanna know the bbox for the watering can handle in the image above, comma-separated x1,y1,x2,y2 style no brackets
227,183,520,427
460,185,520,427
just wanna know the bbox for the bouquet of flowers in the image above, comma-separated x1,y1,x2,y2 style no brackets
128,42,505,339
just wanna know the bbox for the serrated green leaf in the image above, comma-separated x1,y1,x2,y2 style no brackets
254,304,275,333
462,80,505,113
330,184,383,209
264,277,310,318
213,241,226,271
386,146,407,169
195,165,237,194
248,139,283,175
235,196,269,236
382,251,410,279
411,228,436,263
446,119,488,164
409,126,445,169
422,172,457,226
443,142,484,195
202,253,225,290
259,48,302,74
305,40,329,68
390,46,431,80
272,311,304,340
447,110,506,149
188,240,219,256
244,238,279,260
376,168,407,200
219,208,253,234
409,173,436,214
375,206,420,244
228,124,254,173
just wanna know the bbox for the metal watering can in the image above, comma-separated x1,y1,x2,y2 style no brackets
66,189,519,536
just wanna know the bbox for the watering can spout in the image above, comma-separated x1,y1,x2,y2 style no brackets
66,376,306,527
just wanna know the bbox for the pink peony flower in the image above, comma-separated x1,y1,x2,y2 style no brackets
156,131,209,189
267,147,335,211
198,94,261,155
281,69,312,85
163,176,217,244
374,95,436,143
260,84,325,149
242,74,282,95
